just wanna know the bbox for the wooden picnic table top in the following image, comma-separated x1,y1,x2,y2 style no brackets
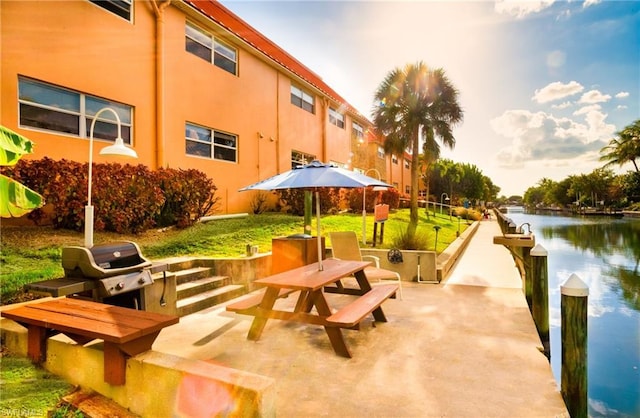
1,297,179,344
254,259,371,291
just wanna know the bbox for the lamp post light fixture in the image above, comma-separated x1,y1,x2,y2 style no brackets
433,225,441,252
440,193,449,215
362,168,382,245
85,107,138,248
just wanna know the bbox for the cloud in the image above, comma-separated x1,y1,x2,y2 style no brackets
532,81,584,103
615,91,629,99
573,104,601,116
583,0,602,8
578,89,612,104
616,105,628,110
551,101,572,110
490,108,615,167
494,0,555,18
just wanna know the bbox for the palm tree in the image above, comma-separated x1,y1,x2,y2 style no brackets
373,62,463,240
600,119,640,173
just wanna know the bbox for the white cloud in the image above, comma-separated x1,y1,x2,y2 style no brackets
494,0,555,18
616,105,628,110
573,104,601,116
490,108,615,168
551,101,572,110
615,91,630,99
532,81,584,103
583,0,602,8
578,89,612,104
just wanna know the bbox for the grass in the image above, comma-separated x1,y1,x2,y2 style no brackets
0,350,78,417
0,208,468,303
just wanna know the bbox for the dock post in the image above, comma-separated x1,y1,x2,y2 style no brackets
523,246,533,310
530,244,549,358
561,274,589,418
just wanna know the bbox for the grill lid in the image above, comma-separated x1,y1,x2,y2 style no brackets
62,241,152,279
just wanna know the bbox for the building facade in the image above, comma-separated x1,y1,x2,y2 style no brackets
1,0,412,214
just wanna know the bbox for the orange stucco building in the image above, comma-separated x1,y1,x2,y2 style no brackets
1,0,412,213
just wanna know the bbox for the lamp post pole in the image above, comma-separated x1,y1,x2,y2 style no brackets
362,168,381,245
440,193,449,215
85,107,138,248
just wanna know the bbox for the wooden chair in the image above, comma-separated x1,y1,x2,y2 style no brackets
329,231,403,300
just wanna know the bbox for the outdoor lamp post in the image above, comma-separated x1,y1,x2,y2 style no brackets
85,107,138,248
362,168,381,245
433,225,441,252
440,193,449,215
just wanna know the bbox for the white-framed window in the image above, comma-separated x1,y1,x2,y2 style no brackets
290,85,314,113
405,185,410,194
186,122,237,163
377,146,384,159
392,155,398,164
89,0,132,21
185,22,237,75
352,122,364,142
291,150,315,168
329,108,344,128
404,159,410,169
18,77,133,144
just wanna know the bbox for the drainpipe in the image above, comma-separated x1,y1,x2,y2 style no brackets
152,0,171,169
321,97,329,162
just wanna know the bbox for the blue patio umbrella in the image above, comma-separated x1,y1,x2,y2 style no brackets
239,160,393,270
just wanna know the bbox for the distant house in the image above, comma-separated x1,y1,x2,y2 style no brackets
0,0,412,213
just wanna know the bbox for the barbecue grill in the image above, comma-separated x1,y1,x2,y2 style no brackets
27,241,161,310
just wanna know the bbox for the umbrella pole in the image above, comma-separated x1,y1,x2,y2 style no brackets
316,191,323,271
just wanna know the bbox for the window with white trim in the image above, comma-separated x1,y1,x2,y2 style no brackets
291,150,315,169
404,159,410,169
329,108,344,128
405,185,410,194
186,122,237,163
185,22,237,75
89,0,132,21
352,122,364,142
392,155,398,164
377,146,384,159
290,85,314,113
18,77,132,144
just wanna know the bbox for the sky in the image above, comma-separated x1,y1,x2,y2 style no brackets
220,0,639,197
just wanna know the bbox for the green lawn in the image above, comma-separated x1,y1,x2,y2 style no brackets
1,209,468,302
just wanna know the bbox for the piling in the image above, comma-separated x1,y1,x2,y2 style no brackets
523,246,533,310
531,244,549,358
561,274,589,418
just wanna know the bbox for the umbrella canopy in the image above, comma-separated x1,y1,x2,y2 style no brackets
240,160,393,270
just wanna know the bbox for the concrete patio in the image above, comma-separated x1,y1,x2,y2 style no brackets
153,218,568,417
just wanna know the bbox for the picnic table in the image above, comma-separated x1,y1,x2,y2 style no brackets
226,258,398,358
1,298,179,385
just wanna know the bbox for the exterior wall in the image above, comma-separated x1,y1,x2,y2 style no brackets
0,0,406,214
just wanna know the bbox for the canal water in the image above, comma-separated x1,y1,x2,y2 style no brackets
505,208,640,417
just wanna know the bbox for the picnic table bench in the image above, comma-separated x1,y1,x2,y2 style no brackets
226,259,398,358
0,298,179,385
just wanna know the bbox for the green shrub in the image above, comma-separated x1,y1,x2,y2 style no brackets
3,158,219,232
277,188,340,215
390,227,430,250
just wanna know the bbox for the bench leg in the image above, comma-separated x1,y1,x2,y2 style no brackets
247,287,279,341
311,291,352,358
103,342,127,386
27,325,48,364
354,270,388,322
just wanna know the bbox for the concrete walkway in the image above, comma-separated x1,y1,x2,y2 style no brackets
154,218,568,417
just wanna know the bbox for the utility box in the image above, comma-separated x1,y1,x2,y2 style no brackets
271,236,325,274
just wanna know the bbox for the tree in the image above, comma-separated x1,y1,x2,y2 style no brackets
418,134,441,218
600,119,640,173
373,62,463,240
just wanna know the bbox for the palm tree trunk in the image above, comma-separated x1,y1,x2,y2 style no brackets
407,125,420,240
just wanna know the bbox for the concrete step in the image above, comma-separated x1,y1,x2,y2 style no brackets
177,284,245,317
174,267,214,285
177,276,231,299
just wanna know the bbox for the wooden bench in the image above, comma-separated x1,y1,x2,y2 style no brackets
326,284,398,328
226,288,296,314
0,298,179,386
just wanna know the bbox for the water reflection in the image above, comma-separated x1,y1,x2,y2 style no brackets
539,219,640,312
505,210,640,417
